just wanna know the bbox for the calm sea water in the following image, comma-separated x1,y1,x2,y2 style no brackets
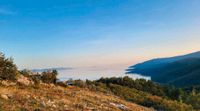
57,68,150,81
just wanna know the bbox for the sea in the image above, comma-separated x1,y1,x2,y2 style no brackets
57,68,150,81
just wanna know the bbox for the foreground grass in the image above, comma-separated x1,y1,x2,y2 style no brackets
0,83,153,111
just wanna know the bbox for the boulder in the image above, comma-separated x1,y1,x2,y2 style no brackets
1,80,16,86
17,75,34,86
0,94,9,100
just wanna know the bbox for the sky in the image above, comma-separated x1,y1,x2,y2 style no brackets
0,0,200,70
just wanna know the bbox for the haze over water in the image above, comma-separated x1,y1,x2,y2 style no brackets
57,67,151,81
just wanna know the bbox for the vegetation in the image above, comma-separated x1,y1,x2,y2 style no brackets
74,77,195,111
0,52,200,110
1,81,152,111
41,70,58,84
107,84,191,111
127,51,200,87
0,53,18,81
97,76,166,97
95,77,200,110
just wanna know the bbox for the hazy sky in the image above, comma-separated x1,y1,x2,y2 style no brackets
0,0,200,69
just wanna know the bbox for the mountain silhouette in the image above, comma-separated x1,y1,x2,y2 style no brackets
127,51,200,87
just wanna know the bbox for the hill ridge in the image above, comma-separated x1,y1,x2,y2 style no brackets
126,51,200,87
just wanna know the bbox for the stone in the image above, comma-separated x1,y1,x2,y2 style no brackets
110,103,129,110
17,75,34,86
1,94,9,100
1,80,16,86
40,101,46,107
52,104,57,108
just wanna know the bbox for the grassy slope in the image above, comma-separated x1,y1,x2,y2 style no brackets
0,83,153,111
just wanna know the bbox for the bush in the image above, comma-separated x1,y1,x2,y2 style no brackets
19,69,32,77
56,81,67,87
74,80,87,88
0,52,18,81
41,70,58,84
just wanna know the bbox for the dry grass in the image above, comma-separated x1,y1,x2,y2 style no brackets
0,83,154,111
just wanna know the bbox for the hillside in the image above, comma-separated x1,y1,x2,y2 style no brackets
1,75,196,111
0,52,155,111
0,81,152,111
0,52,199,111
126,51,200,87
127,51,200,71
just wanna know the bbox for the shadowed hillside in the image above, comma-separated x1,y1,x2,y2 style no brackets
127,51,200,87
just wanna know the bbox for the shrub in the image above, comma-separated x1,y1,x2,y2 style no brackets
41,70,58,84
0,52,18,81
74,80,87,88
19,69,32,77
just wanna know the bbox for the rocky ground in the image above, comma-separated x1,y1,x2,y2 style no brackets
0,77,154,111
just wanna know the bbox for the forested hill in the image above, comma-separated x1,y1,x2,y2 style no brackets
126,51,200,87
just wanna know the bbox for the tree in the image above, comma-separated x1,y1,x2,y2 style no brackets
41,70,58,84
0,52,18,80
19,69,32,77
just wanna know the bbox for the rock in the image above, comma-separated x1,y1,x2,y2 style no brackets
110,103,129,110
118,104,129,110
1,94,9,100
27,95,31,98
46,99,57,108
47,100,53,106
6,94,13,99
1,80,16,86
52,104,57,108
40,101,46,107
64,105,68,108
17,75,34,86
